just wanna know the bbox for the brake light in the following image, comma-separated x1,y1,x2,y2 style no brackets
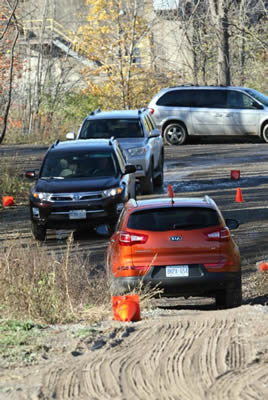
119,232,148,246
148,108,155,115
205,228,231,241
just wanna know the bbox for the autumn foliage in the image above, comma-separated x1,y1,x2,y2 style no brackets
75,0,172,110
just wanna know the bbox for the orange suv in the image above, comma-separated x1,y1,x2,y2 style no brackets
106,192,241,308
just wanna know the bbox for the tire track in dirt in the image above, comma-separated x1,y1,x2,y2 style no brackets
35,309,268,400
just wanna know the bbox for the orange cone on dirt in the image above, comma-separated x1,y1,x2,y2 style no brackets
235,188,244,203
112,295,141,322
231,170,240,180
259,262,268,272
2,196,14,207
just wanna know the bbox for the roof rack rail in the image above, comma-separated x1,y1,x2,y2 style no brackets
127,198,138,208
51,139,60,148
90,108,101,115
203,195,212,204
138,107,147,114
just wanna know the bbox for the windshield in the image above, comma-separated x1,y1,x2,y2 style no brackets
244,89,268,106
40,151,117,179
127,207,220,231
79,119,144,139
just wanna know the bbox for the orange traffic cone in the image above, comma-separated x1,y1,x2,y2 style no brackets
231,170,240,180
2,196,14,207
235,188,244,202
259,262,268,272
112,295,141,322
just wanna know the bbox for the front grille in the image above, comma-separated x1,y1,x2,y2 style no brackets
49,191,103,202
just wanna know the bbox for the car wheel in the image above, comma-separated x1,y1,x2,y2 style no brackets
31,222,46,241
154,154,164,187
163,123,188,145
261,124,268,143
140,162,154,195
215,275,242,309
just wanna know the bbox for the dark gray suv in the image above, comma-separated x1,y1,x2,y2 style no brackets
148,86,268,145
26,139,136,241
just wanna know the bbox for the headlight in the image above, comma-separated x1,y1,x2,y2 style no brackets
127,147,146,157
32,192,52,201
103,186,123,197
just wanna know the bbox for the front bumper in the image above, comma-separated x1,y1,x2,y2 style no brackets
30,196,124,229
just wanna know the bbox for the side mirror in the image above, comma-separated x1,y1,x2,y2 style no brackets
252,101,263,110
225,218,240,230
124,164,136,175
66,132,76,140
25,170,38,180
149,129,161,138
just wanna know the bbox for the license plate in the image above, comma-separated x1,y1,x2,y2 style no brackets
69,210,87,219
166,265,189,277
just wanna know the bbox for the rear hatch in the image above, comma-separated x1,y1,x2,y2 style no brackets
127,207,224,268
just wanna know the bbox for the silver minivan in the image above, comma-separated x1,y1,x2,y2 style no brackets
148,86,268,145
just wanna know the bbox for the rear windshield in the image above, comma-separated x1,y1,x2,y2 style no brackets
79,119,144,139
127,207,220,231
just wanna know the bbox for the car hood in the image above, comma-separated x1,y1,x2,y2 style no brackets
35,177,120,193
116,138,146,148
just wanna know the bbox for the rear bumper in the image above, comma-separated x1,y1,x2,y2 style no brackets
111,271,241,298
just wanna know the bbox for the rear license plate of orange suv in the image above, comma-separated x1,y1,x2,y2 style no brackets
166,265,189,277
69,210,86,219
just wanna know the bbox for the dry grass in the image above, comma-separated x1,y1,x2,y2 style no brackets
0,235,111,324
0,159,31,202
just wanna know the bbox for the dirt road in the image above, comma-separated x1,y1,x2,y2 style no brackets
1,140,268,399
1,305,268,399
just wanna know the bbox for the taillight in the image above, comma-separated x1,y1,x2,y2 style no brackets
205,228,231,241
148,108,155,115
119,231,148,246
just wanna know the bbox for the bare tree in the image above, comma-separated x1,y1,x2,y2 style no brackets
0,0,19,144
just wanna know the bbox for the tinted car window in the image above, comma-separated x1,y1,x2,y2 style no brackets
41,150,117,178
244,89,268,106
195,90,227,108
156,90,193,107
226,91,258,109
127,207,220,231
79,119,144,139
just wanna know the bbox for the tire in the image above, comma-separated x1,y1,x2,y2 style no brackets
163,122,188,145
140,162,154,195
261,123,268,143
215,274,242,309
154,154,164,187
31,222,46,241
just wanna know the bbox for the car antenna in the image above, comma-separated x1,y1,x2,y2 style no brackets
168,184,174,206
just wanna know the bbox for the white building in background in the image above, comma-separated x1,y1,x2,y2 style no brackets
19,0,191,78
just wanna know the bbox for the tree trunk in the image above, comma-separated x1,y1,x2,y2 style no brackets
208,0,231,85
